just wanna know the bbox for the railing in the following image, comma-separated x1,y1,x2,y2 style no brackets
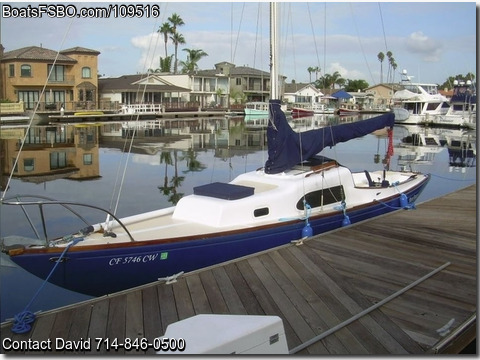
1,101,25,114
1,194,135,243
47,75,75,85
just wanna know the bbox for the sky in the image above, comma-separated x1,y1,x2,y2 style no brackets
1,1,477,86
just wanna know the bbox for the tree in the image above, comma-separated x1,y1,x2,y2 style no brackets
345,79,369,92
180,48,208,74
148,55,173,74
158,22,173,58
307,66,321,83
389,57,397,83
160,55,174,73
439,73,476,90
377,52,385,83
307,67,315,83
316,71,345,90
170,32,186,74
385,51,393,83
166,13,185,75
314,66,321,81
168,13,185,34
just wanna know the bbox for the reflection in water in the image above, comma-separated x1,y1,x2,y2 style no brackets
1,117,476,204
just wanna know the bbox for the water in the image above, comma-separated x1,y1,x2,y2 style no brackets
0,115,476,323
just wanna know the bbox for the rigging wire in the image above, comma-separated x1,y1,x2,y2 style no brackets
378,3,389,52
306,3,322,82
349,3,375,85
106,14,162,225
231,2,245,64
1,18,75,202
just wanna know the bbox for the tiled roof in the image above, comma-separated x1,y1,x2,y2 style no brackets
196,66,269,78
2,46,77,63
61,47,100,55
99,74,191,92
284,82,314,93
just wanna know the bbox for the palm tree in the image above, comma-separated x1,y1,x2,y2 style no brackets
314,66,321,82
159,55,174,73
158,22,173,58
330,71,344,89
170,32,186,74
180,48,208,74
377,52,385,84
385,51,393,84
168,13,185,34
307,67,316,83
158,151,173,197
388,56,397,83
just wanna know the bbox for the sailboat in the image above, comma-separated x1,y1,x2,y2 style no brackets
1,4,430,296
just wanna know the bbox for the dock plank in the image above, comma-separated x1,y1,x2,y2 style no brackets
1,185,476,355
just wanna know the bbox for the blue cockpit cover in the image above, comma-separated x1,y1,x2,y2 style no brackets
264,100,395,174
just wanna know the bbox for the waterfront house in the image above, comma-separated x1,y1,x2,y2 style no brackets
283,82,324,106
98,62,277,110
98,74,192,111
364,83,403,110
0,45,100,111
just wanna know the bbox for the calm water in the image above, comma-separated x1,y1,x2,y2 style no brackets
0,115,476,322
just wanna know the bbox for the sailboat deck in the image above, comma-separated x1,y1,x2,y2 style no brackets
1,185,475,355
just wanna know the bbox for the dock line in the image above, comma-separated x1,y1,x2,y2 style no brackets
289,261,451,354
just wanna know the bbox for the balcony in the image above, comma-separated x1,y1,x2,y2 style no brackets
47,75,75,86
0,101,25,114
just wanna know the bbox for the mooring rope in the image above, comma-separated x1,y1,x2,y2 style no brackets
11,237,83,334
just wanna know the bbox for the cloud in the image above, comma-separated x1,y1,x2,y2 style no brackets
131,32,165,72
405,31,442,62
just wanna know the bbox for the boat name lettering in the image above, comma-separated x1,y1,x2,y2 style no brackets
109,253,159,266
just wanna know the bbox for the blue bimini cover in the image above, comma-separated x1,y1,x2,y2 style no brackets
194,182,254,200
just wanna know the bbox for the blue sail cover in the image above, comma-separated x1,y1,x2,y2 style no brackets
265,100,395,174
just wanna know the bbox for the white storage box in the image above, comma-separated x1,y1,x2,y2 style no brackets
157,314,288,354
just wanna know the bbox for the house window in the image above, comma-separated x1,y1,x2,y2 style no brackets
9,64,15,77
21,64,31,77
50,152,66,169
18,90,39,110
83,154,93,165
24,158,35,172
236,78,242,86
48,65,65,82
82,67,91,78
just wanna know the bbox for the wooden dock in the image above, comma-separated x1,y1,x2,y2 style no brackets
1,185,476,354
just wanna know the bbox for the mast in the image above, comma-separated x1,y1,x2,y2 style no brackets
270,2,279,100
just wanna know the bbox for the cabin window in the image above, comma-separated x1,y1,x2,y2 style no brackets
21,64,31,77
296,185,344,210
254,207,269,217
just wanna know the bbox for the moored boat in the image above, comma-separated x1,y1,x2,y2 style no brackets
244,102,269,116
392,70,450,125
1,3,430,298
